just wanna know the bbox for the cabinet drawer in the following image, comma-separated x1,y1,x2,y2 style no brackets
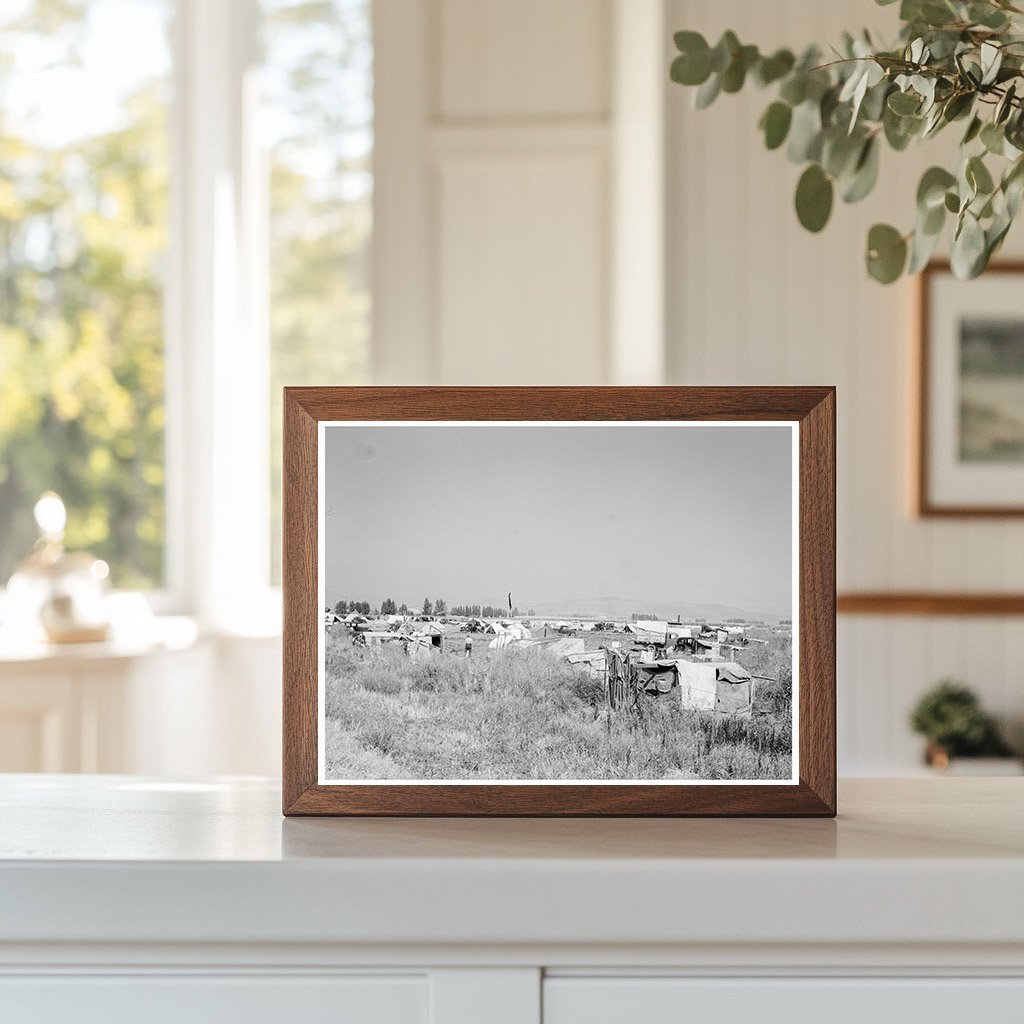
0,974,427,1024
544,977,1024,1024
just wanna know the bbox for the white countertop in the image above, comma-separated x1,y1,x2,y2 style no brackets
1,775,1022,952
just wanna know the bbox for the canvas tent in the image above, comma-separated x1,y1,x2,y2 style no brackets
495,635,586,656
631,621,668,644
418,622,444,648
675,660,753,714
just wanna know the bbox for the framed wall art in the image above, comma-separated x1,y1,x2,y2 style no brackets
917,261,1024,517
283,387,836,816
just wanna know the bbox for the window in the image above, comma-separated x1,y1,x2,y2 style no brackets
0,0,172,589
0,0,373,615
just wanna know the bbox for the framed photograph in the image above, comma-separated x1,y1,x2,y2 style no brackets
283,387,835,816
918,261,1024,516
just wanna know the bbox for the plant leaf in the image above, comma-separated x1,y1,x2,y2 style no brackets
694,73,721,109
917,166,957,210
671,32,712,85
980,41,1002,86
962,115,983,145
779,73,807,106
753,49,795,87
888,90,921,115
981,122,1005,155
787,100,823,162
760,101,793,150
866,223,907,283
795,164,834,232
951,212,986,278
908,221,942,273
842,137,880,203
967,154,995,196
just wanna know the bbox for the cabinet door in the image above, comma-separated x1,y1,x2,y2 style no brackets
544,977,1024,1024
0,973,428,1024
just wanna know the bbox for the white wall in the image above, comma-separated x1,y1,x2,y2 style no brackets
665,0,1024,771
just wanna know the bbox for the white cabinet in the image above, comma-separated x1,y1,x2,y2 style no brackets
544,977,1024,1024
1,777,1022,1024
0,974,428,1024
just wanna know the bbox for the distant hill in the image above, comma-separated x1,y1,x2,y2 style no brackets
525,596,787,624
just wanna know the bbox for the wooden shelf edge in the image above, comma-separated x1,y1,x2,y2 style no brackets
838,592,1024,616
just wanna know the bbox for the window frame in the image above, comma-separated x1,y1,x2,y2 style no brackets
165,0,280,633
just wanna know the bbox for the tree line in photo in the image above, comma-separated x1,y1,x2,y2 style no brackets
332,598,536,618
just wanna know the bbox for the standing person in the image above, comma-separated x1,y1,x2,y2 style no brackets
465,635,473,658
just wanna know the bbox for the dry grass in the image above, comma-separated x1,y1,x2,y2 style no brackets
323,631,793,782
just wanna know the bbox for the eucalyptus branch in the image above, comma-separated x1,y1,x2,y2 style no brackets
670,0,1024,283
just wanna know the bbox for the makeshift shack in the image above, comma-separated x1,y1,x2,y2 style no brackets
675,660,753,714
566,649,606,679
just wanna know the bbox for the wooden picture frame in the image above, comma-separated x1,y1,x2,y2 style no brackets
917,260,1024,517
283,387,836,817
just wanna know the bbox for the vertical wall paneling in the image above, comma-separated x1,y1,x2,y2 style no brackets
375,0,626,385
611,0,665,384
372,0,436,384
665,0,1024,774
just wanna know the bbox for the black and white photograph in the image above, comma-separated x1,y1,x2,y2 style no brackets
318,421,798,784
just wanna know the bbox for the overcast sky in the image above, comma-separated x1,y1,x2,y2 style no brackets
323,423,794,618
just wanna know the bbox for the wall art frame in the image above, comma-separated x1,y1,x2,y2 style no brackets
282,387,835,817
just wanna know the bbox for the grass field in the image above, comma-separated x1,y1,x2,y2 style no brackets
323,626,793,781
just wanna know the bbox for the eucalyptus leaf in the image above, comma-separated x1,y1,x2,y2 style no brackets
779,73,807,106
962,115,983,145
787,101,823,162
721,44,759,92
694,73,721,109
671,50,712,87
908,221,942,273
970,2,1009,30
842,137,880,203
967,154,995,195
942,91,974,122
917,166,957,210
866,223,908,283
996,82,1017,124
795,164,834,232
980,42,1002,86
981,121,1006,155
884,106,922,150
760,101,793,150
888,90,921,115
951,211,987,278
822,128,863,178
710,31,740,73
922,201,945,235
754,49,795,87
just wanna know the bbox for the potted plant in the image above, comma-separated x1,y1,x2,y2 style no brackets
670,0,1024,283
909,680,1019,772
